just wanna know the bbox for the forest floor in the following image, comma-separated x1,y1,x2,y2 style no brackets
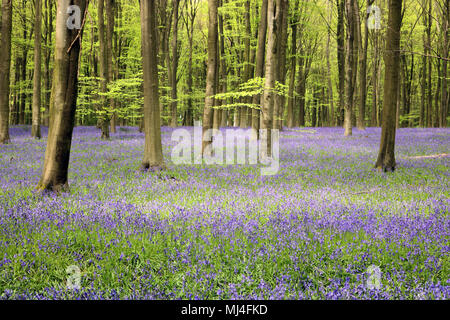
0,126,448,299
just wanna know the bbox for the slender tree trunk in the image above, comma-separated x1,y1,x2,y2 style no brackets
274,0,288,130
219,0,228,128
106,0,116,133
37,0,88,191
375,0,402,171
32,0,42,139
98,0,110,139
325,0,334,126
337,0,346,126
287,0,299,128
357,0,372,130
239,0,251,128
371,30,378,127
140,0,164,170
441,0,449,127
344,0,356,136
170,0,179,128
426,0,432,127
0,0,12,144
251,0,268,137
261,0,279,157
202,0,218,156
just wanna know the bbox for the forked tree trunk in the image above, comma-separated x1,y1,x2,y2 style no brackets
0,0,12,144
202,0,218,156
140,0,164,170
37,0,88,191
32,0,42,139
375,0,402,171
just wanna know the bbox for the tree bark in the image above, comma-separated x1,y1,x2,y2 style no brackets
261,0,279,157
32,0,42,139
106,0,116,133
202,0,218,156
98,0,110,139
140,0,165,170
251,0,268,136
169,0,179,128
287,0,299,128
37,0,88,191
337,0,346,126
441,0,449,127
375,0,402,171
0,0,12,144
344,0,356,136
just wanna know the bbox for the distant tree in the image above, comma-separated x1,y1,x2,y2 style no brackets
38,0,88,191
0,0,12,144
375,0,403,171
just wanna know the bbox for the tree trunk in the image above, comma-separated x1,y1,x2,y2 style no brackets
202,0,218,156
261,0,279,157
337,0,346,126
0,0,12,144
170,0,179,128
251,0,268,137
37,0,88,191
106,0,116,133
441,0,449,127
140,0,165,170
98,0,110,139
219,0,228,128
357,0,372,130
325,0,334,126
344,0,356,136
31,0,42,139
287,0,299,128
375,0,402,171
274,0,288,130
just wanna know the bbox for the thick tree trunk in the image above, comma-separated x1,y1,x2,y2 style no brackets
140,0,165,170
31,0,42,139
202,0,218,156
375,0,402,171
43,0,53,127
0,0,12,144
37,0,88,191
251,0,268,137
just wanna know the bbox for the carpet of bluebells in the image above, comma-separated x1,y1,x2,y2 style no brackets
0,125,449,300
